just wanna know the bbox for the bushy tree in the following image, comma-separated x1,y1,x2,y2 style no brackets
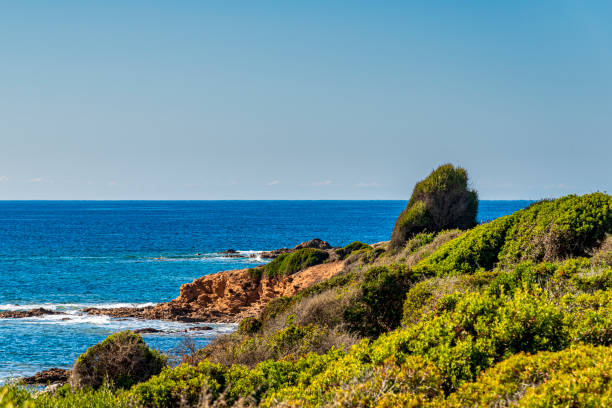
390,164,478,251
70,331,166,390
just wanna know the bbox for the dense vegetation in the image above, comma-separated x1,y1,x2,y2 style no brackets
248,248,330,279
2,167,611,407
389,164,478,251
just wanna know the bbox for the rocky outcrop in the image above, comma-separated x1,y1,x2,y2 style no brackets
0,308,57,318
22,368,70,385
258,238,332,259
86,260,345,323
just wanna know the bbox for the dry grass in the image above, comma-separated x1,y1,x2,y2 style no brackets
293,288,354,328
591,234,612,267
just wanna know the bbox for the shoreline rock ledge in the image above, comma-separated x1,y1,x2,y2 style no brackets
22,368,70,386
0,308,57,319
86,239,343,323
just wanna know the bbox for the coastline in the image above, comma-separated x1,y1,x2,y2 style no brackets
84,260,346,324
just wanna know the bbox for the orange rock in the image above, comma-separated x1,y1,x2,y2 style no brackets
86,260,345,323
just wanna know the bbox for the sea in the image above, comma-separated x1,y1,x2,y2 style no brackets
0,200,533,382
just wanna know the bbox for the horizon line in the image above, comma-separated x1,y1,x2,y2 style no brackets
0,198,539,202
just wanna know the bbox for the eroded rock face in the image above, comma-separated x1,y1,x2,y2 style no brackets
22,368,70,385
86,260,345,323
0,308,57,319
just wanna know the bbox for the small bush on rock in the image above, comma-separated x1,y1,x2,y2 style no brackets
335,242,372,260
249,248,329,279
70,331,166,390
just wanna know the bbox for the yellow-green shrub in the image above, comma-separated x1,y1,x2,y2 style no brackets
443,345,612,407
415,193,612,276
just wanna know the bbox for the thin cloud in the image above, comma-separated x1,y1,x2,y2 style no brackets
0,176,8,182
544,183,567,190
355,181,380,188
27,177,44,183
267,180,280,186
312,180,332,186
107,181,118,187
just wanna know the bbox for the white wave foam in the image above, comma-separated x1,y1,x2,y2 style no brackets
9,312,238,333
0,302,157,312
0,303,60,311
17,313,112,325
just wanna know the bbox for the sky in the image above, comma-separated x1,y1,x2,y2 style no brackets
0,1,610,200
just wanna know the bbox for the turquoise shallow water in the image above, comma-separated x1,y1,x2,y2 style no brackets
0,200,532,381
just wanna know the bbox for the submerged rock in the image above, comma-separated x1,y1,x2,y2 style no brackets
133,327,163,334
187,326,214,331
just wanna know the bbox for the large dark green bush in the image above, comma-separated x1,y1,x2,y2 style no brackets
415,193,612,276
390,164,478,251
248,248,329,279
70,331,166,390
345,265,416,337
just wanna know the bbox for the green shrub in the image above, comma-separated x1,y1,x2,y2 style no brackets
415,193,612,276
249,248,329,279
395,288,570,391
444,345,612,407
0,386,32,408
335,241,372,260
70,331,166,390
517,358,612,407
0,384,135,408
260,296,294,323
402,277,474,326
390,164,478,250
238,317,262,335
361,247,385,264
345,265,416,337
131,360,227,407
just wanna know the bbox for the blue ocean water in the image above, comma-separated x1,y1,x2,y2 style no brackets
0,200,532,382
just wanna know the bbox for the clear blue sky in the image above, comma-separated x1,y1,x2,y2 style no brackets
1,1,610,200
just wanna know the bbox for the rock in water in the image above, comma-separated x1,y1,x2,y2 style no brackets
22,368,70,385
133,327,163,334
294,238,332,250
0,308,57,318
260,238,333,258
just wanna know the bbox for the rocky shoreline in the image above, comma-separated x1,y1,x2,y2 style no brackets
5,239,346,385
85,261,344,323
84,239,342,323
0,308,58,319
0,239,341,325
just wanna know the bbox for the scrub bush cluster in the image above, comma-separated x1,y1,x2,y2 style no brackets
5,166,612,407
